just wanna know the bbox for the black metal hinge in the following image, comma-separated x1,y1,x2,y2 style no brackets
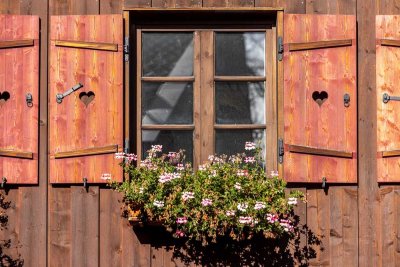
278,138,284,164
124,36,129,62
124,138,129,154
277,36,283,61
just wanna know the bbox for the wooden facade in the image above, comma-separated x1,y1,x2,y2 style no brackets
0,0,397,266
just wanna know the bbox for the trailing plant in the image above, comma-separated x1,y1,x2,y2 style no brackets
110,142,304,245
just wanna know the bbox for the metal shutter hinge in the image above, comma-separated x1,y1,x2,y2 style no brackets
278,138,284,164
124,36,130,62
277,36,283,61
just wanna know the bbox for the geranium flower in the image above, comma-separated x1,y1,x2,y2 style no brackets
176,164,185,171
182,191,195,201
280,219,294,232
201,198,213,206
245,142,256,150
244,156,255,163
267,213,279,223
177,217,188,224
234,182,242,190
238,216,253,224
226,210,236,216
254,201,266,210
125,153,137,162
237,203,248,212
237,169,248,177
151,145,162,152
153,200,164,208
115,152,125,159
288,197,298,205
100,173,112,180
270,170,279,177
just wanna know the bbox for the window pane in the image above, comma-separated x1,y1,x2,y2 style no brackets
215,32,265,76
215,82,265,124
142,32,193,77
215,129,265,157
142,130,193,162
142,82,193,125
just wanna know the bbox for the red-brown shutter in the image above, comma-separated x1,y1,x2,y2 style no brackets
376,16,400,182
49,15,123,184
0,15,39,184
283,14,357,183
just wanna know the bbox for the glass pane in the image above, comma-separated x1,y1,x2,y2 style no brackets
142,32,193,77
215,82,265,124
215,32,265,76
142,130,193,162
142,82,193,125
215,129,266,157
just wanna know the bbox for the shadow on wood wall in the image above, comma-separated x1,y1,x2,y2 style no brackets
131,212,322,266
0,192,24,267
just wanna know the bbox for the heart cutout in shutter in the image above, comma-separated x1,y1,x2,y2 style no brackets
312,91,328,107
79,91,95,107
0,91,10,108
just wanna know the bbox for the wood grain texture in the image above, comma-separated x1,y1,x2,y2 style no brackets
50,0,99,15
306,0,356,15
54,144,118,159
0,39,34,49
54,40,119,51
376,16,400,182
100,0,123,13
0,15,39,184
49,15,123,183
202,0,254,7
283,14,357,183
286,144,354,158
254,0,305,13
123,0,151,8
0,149,34,159
71,186,100,267
288,39,352,51
152,0,202,8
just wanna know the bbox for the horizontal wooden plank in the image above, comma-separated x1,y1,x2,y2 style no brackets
141,125,195,130
0,149,34,159
141,76,195,82
379,39,400,47
0,39,34,49
286,144,354,158
123,7,284,11
54,145,118,159
378,150,400,158
214,76,266,82
287,39,353,52
214,124,267,129
54,40,118,52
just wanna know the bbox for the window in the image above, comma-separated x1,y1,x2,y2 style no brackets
136,25,277,170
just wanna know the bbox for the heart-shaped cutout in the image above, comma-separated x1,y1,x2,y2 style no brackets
312,91,328,107
0,91,10,108
79,91,95,107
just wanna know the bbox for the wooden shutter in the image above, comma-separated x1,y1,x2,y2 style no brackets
376,15,400,182
283,14,357,183
49,15,123,183
0,15,39,184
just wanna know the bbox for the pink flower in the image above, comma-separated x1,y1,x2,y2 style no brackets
177,217,188,224
201,198,213,206
244,157,255,163
245,142,256,150
159,172,181,183
176,164,185,171
125,153,137,162
226,210,236,216
175,230,185,237
266,213,279,223
234,182,242,190
151,145,162,152
100,173,112,180
280,219,294,232
270,170,279,177
168,152,177,158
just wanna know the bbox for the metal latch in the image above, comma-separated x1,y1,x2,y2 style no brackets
26,93,33,107
124,138,129,154
278,138,284,164
383,93,400,103
124,36,129,62
277,36,284,61
344,93,350,107
56,83,83,104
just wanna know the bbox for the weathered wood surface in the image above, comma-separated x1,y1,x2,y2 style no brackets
283,14,357,183
49,15,123,183
0,15,39,184
376,15,400,182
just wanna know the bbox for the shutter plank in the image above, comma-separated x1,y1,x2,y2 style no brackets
376,16,400,182
283,14,357,183
49,15,123,183
0,15,39,184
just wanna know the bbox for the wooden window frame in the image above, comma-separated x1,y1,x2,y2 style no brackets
125,10,283,173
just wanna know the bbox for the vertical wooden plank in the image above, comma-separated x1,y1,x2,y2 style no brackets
71,186,100,267
202,0,254,7
358,0,379,265
50,0,99,15
377,0,400,15
329,188,343,266
100,189,122,267
193,30,201,169
121,219,137,267
395,189,400,265
49,188,72,267
380,187,395,266
199,31,214,162
100,0,123,14
342,188,358,266
0,190,20,262
276,11,284,177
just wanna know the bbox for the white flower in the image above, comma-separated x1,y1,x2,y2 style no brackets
280,219,294,232
226,210,236,216
244,157,255,163
270,170,279,177
182,191,195,201
201,198,213,206
237,203,248,212
176,164,185,171
254,201,266,210
245,142,256,150
151,145,162,152
237,169,248,177
288,197,298,205
139,187,144,194
234,182,242,190
153,200,164,208
100,173,112,180
238,216,253,224
115,152,125,159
